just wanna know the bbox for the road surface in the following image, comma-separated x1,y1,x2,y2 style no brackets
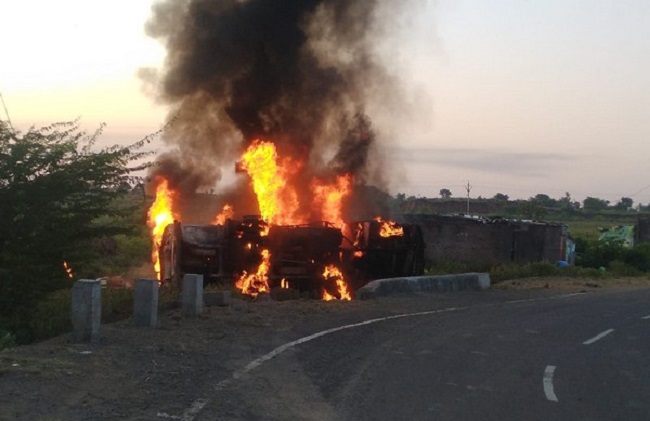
196,288,650,421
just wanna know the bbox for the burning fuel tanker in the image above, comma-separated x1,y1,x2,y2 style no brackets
147,141,425,300
155,216,424,300
141,0,429,300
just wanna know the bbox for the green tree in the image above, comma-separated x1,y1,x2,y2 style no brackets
493,193,509,201
582,196,610,211
0,120,151,342
518,201,547,220
530,193,557,208
439,188,452,199
614,197,633,210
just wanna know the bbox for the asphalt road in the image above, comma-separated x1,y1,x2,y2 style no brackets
198,288,650,421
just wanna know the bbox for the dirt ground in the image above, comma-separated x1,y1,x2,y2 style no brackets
1,277,649,421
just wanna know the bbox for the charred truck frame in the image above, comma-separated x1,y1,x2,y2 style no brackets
159,216,425,297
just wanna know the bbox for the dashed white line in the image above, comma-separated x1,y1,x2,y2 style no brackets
543,365,558,402
583,328,615,345
642,315,650,320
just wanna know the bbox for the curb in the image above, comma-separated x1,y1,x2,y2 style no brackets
357,272,491,299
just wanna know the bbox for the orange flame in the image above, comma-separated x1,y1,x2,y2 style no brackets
280,278,289,289
63,261,74,279
322,265,352,301
312,174,353,227
240,140,301,225
236,249,271,298
147,177,178,279
375,217,404,237
213,203,234,225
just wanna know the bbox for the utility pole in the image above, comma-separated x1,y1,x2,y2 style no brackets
465,181,472,214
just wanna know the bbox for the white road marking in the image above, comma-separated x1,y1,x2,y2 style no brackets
505,292,586,305
583,328,615,345
642,315,650,320
157,399,208,421
556,292,587,299
543,365,559,402
157,291,606,420
157,305,465,420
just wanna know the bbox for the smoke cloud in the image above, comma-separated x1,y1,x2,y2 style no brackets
142,0,421,218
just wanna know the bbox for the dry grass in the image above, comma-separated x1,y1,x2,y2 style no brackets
493,276,650,291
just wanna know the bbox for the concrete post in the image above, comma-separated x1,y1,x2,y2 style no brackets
71,279,102,343
182,274,203,317
133,279,159,327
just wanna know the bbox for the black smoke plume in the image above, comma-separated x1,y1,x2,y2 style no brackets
143,0,406,218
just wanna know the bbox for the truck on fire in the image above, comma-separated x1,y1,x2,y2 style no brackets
158,215,425,298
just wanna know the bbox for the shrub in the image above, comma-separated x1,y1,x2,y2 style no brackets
0,329,15,350
489,262,559,282
29,289,73,343
577,237,650,273
608,260,641,277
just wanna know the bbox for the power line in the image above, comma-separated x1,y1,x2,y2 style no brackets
0,91,14,131
629,184,650,198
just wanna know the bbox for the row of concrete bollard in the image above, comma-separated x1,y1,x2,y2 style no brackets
71,273,224,344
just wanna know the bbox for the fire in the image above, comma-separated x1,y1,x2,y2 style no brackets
375,217,404,237
63,261,74,279
238,140,356,299
312,174,353,227
213,203,234,225
240,140,300,225
322,265,352,301
236,249,271,298
147,177,178,279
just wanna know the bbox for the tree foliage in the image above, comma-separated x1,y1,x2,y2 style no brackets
0,120,152,342
582,196,610,211
614,196,633,210
439,188,452,199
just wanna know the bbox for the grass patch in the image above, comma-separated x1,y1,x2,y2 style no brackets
4,286,136,346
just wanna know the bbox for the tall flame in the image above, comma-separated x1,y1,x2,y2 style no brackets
236,249,271,298
240,140,300,225
322,265,352,301
147,177,178,279
235,139,358,300
312,174,353,227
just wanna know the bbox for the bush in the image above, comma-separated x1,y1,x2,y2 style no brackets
0,120,152,344
102,288,134,323
608,260,641,277
0,329,15,350
2,286,135,345
577,237,650,273
622,243,650,272
489,262,559,282
29,289,73,343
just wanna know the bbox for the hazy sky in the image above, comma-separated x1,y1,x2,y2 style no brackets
2,0,649,205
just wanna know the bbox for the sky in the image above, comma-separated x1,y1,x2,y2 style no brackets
1,0,649,206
